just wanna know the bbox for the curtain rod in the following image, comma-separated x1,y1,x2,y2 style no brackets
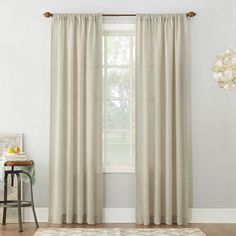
43,11,196,18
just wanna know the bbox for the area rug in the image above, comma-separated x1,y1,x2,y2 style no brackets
34,228,206,236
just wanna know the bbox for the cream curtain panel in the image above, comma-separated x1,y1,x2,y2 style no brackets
49,14,103,224
136,14,189,225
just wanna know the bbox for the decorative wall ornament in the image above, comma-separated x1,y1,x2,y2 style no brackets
212,49,236,89
212,1,236,89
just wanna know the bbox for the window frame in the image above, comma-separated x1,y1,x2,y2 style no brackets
102,24,135,173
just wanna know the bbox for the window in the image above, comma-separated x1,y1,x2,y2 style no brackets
102,24,135,173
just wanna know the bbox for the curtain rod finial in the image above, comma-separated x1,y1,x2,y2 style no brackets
43,12,53,18
186,11,196,17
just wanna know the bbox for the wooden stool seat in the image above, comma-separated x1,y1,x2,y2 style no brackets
4,161,33,167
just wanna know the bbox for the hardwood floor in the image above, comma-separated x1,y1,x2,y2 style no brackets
0,223,236,236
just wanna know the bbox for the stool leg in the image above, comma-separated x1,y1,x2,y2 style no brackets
16,173,23,232
23,172,39,228
2,172,8,225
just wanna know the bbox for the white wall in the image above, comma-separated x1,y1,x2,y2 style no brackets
0,0,236,209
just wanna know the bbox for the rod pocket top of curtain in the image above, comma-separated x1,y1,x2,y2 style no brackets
43,11,196,18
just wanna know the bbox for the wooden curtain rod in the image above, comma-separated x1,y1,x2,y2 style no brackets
43,11,196,18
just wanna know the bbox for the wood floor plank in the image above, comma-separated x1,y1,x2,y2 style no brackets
0,223,236,236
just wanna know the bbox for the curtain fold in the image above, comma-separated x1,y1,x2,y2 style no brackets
135,14,189,225
49,14,103,224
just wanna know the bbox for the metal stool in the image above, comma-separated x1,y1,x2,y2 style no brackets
0,161,39,232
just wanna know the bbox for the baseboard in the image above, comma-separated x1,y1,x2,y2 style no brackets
23,208,135,223
103,208,135,223
188,208,236,223
23,207,236,223
24,207,48,223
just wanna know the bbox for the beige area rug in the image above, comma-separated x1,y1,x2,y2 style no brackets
34,228,206,236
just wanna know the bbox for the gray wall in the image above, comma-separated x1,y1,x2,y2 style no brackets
0,0,236,208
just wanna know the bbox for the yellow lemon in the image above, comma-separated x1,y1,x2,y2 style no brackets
7,148,15,153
